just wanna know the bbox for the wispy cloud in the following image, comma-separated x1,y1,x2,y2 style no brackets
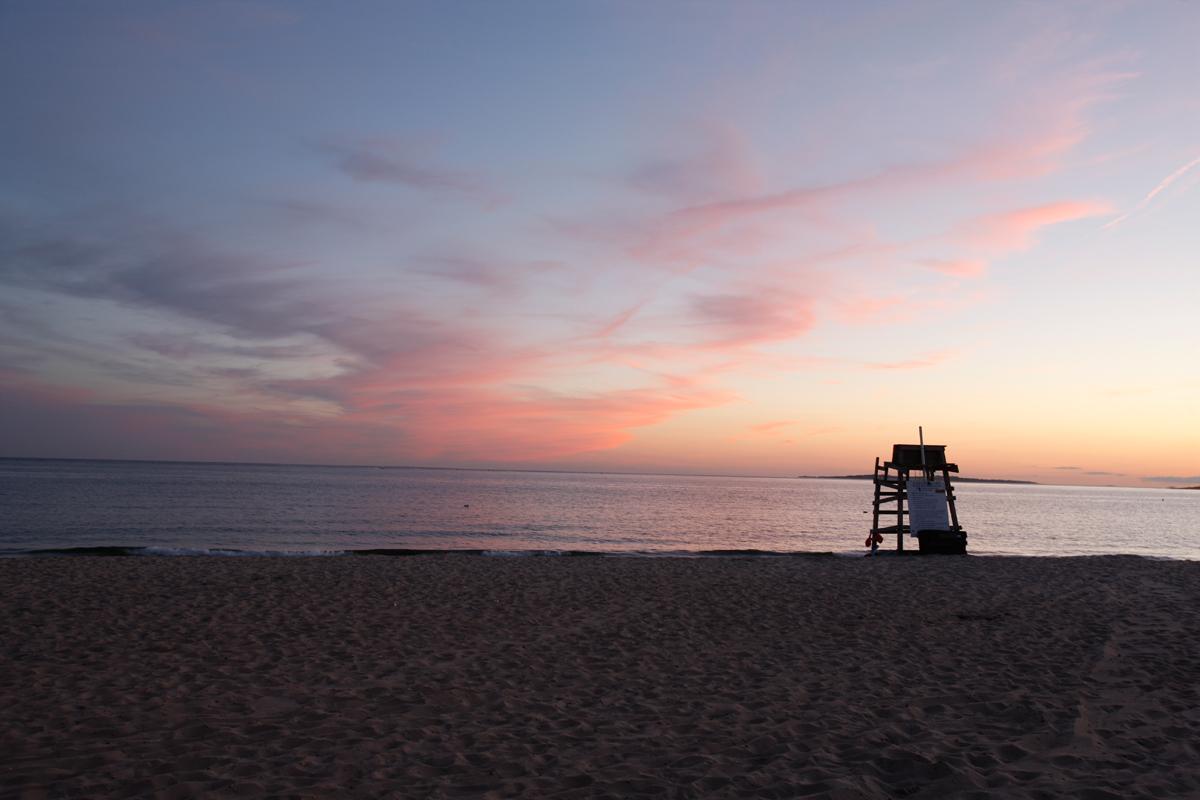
315,138,499,204
126,332,321,361
593,301,648,339
262,198,379,232
408,256,559,295
686,291,815,349
628,124,761,202
0,214,738,463
1104,153,1200,229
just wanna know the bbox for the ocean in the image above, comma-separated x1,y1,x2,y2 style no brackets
1,458,1197,559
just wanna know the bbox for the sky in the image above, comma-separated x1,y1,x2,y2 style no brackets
1,1,1198,486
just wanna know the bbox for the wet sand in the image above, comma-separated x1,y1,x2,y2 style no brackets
2,554,1198,799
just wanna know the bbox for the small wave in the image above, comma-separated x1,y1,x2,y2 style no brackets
142,547,347,557
18,546,348,558
693,548,835,557
23,546,141,557
349,548,483,557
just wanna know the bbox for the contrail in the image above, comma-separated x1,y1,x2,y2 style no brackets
1105,153,1200,229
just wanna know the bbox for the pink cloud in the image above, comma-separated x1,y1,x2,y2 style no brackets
686,291,816,349
2,217,749,465
763,349,956,374
918,258,987,278
833,286,993,327
863,350,956,370
834,295,906,325
956,201,1111,251
0,369,732,466
749,419,798,433
646,130,1097,245
367,381,734,461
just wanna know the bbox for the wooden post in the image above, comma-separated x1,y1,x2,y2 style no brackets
896,466,906,553
871,456,881,536
943,465,960,532
919,426,927,480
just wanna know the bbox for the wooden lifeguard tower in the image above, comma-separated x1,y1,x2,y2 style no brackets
869,429,966,554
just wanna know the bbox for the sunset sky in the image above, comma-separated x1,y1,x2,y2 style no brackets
2,2,1198,486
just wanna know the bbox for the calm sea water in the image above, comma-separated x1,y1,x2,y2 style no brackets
1,458,1198,559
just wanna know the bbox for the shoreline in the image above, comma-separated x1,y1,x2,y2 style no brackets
4,545,1196,562
3,554,1198,797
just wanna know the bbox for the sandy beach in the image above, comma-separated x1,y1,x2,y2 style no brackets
2,555,1198,799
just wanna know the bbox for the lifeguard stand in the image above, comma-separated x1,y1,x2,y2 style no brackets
869,435,966,554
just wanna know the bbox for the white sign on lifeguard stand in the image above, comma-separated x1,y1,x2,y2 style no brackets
907,477,949,534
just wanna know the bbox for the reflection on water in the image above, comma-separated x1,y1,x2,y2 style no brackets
1,459,1197,559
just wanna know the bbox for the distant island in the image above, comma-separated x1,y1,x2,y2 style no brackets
798,475,1038,485
1173,485,1200,490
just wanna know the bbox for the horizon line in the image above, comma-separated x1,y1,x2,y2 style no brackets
0,454,804,482
0,454,1158,489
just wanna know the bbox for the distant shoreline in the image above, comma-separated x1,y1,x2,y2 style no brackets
798,475,1038,485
